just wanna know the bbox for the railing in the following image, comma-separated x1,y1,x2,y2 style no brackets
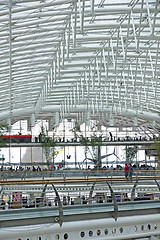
1,174,160,208
0,169,160,180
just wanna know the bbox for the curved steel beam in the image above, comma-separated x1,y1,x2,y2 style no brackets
131,180,138,201
155,179,160,191
88,181,118,221
106,181,118,221
1,106,160,123
88,182,96,204
40,183,63,227
40,183,48,205
0,186,3,195
51,183,63,227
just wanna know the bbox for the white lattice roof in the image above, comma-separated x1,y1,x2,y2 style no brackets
0,0,160,130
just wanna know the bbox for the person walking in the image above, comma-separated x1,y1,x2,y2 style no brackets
124,163,129,180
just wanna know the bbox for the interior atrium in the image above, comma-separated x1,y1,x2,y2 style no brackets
0,1,160,240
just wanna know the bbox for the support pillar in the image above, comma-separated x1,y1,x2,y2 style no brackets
55,112,59,127
98,145,101,168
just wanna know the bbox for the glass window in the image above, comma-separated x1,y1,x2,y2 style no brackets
55,234,60,240
80,231,85,238
64,233,68,239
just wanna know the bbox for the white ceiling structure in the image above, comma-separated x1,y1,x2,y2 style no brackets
0,0,160,132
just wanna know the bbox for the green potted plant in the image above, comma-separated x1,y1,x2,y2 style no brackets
125,146,138,164
0,123,9,147
40,126,57,168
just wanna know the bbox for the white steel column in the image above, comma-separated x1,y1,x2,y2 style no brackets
8,1,13,165
8,0,13,129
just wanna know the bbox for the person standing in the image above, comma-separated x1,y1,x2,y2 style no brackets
38,132,42,143
129,163,133,180
124,163,129,180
